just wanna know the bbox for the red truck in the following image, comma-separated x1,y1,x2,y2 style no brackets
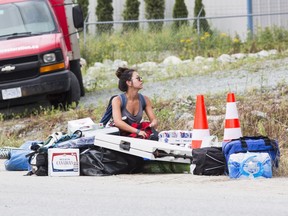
0,0,85,108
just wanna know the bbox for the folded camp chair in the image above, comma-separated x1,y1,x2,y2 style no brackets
100,95,118,127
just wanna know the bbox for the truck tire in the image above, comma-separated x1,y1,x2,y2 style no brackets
70,59,85,96
65,72,81,105
49,72,81,108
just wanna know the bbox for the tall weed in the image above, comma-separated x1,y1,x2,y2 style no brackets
81,26,288,66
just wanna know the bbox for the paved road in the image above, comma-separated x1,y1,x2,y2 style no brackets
0,160,287,216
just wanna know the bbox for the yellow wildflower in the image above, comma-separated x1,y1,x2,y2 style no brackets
233,38,240,43
204,32,210,38
220,33,227,37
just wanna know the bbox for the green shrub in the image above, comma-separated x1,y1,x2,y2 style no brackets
77,0,89,21
80,25,288,66
122,0,140,32
172,0,189,30
193,0,211,33
96,0,113,34
144,0,165,32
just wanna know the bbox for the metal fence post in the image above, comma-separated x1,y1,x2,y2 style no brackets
247,0,254,39
197,7,204,49
83,14,89,59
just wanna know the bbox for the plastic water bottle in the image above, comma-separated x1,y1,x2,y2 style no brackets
244,159,260,178
0,148,11,159
242,154,271,178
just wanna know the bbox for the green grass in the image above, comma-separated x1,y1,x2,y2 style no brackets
80,25,288,67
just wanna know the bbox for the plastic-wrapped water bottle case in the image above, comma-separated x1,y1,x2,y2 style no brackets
228,152,272,179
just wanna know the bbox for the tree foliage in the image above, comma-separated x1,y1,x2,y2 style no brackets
122,0,140,32
77,0,89,21
96,0,114,34
144,0,165,32
172,0,188,30
193,0,211,33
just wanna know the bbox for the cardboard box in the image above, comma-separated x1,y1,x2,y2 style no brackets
48,148,80,177
68,117,103,134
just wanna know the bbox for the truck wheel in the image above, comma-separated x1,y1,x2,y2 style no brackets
70,60,85,96
49,72,81,108
65,72,81,105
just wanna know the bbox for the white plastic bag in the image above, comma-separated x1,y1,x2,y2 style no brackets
201,136,221,148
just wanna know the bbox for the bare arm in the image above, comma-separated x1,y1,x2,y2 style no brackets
144,96,158,129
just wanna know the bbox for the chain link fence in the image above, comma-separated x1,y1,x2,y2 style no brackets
81,11,288,65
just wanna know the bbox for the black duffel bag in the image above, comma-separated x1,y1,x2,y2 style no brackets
80,146,144,176
192,147,226,176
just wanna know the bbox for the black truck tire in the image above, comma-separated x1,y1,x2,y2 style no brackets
70,59,85,96
65,72,81,105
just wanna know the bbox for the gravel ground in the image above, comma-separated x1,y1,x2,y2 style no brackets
80,57,288,107
1,56,287,112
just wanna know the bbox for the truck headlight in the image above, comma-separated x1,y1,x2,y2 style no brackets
40,49,65,73
43,53,56,63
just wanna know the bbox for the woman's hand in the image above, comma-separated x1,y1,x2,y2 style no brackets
137,130,147,138
149,121,157,128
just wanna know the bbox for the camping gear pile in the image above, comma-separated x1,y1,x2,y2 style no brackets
1,92,281,178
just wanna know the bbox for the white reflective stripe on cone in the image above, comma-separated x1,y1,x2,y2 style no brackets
223,128,242,140
192,129,210,140
225,103,239,119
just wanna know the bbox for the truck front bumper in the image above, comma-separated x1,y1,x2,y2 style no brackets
0,70,71,101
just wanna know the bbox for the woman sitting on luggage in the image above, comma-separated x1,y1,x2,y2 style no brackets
112,67,158,138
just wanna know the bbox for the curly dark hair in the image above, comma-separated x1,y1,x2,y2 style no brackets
116,67,135,92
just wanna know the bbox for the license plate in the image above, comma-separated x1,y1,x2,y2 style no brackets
2,87,22,100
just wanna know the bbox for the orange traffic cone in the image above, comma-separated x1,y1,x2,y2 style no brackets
223,92,242,141
191,95,210,149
